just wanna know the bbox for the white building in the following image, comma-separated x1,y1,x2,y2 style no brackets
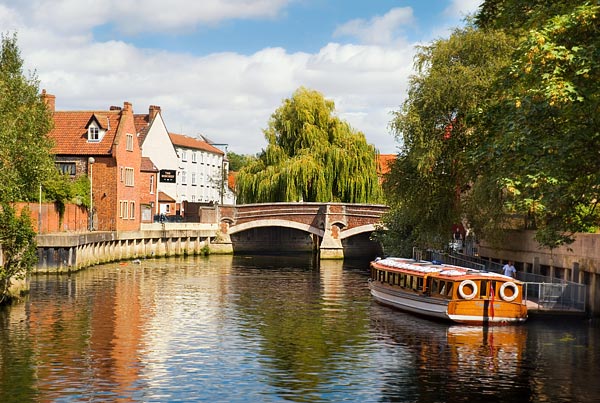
135,106,235,219
169,132,235,206
135,106,180,216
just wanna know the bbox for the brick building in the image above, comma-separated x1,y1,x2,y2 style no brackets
44,92,157,231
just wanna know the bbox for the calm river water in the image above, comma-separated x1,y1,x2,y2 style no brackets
1,254,599,402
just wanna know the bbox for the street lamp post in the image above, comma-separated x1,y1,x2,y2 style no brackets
88,157,95,231
210,143,228,205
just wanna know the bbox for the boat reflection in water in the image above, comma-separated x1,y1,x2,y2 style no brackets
369,303,529,402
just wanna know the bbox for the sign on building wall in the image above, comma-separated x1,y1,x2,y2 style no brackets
159,169,176,183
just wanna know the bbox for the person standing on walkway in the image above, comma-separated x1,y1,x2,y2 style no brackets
503,261,516,278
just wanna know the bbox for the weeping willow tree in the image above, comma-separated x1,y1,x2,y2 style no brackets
236,87,383,204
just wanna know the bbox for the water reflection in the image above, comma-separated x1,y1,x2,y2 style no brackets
0,255,599,402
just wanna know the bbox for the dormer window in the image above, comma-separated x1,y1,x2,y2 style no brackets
89,125,99,141
86,114,107,142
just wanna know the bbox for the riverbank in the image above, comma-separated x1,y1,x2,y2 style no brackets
35,224,232,273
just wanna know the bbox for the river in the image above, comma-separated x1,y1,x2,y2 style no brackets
1,254,599,402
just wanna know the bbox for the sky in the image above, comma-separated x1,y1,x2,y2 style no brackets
0,0,482,155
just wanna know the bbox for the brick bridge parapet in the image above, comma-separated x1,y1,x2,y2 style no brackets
216,203,389,259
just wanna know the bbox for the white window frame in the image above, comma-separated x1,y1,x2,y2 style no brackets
88,125,99,141
125,167,134,186
126,133,134,151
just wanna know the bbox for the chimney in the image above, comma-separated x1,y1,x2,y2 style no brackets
149,105,161,121
41,89,55,112
123,101,132,112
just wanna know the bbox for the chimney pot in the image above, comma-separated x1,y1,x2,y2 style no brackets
41,89,56,112
149,105,161,120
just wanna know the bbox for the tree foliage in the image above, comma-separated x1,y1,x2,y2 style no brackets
0,33,55,302
227,151,257,172
383,1,600,253
236,87,382,204
0,33,55,203
382,27,515,255
0,203,37,303
476,1,600,247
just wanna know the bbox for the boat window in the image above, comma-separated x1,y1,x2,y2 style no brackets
439,281,445,295
480,280,488,298
400,273,406,288
432,279,439,294
417,277,423,291
446,282,454,298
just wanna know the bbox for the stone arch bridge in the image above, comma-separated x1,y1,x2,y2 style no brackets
216,203,389,259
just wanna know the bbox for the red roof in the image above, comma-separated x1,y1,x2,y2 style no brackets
158,191,176,202
377,154,396,176
141,157,158,172
49,110,122,156
168,132,224,155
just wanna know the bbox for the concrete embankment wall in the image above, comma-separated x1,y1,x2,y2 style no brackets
479,230,600,314
35,224,232,273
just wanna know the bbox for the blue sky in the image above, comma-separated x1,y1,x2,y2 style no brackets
0,0,481,154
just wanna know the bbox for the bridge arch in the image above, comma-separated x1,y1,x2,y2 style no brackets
217,202,388,259
228,219,324,238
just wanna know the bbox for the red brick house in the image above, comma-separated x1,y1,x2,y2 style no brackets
44,92,157,231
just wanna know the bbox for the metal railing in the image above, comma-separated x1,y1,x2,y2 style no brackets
523,282,586,312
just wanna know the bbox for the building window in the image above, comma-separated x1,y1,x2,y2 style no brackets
150,175,155,194
181,149,187,162
191,195,195,202
165,204,171,213
191,172,196,186
126,133,134,151
56,162,76,176
119,201,128,218
125,167,134,186
88,126,99,141
192,152,197,163
120,167,124,182
129,201,135,219
182,171,187,185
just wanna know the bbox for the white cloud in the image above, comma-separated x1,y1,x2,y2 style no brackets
1,1,444,155
333,7,414,45
8,0,292,35
443,0,483,19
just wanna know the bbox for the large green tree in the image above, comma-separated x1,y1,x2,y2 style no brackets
383,1,599,255
236,87,382,204
0,33,55,302
0,33,55,202
475,1,600,248
382,26,515,256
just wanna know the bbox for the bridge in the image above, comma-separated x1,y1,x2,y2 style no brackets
216,203,389,259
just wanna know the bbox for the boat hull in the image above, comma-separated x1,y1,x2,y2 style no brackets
369,281,527,325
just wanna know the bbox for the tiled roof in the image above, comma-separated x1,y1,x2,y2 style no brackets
377,154,397,176
228,172,237,190
49,110,121,155
158,191,176,202
133,113,149,132
141,157,158,172
169,132,224,155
